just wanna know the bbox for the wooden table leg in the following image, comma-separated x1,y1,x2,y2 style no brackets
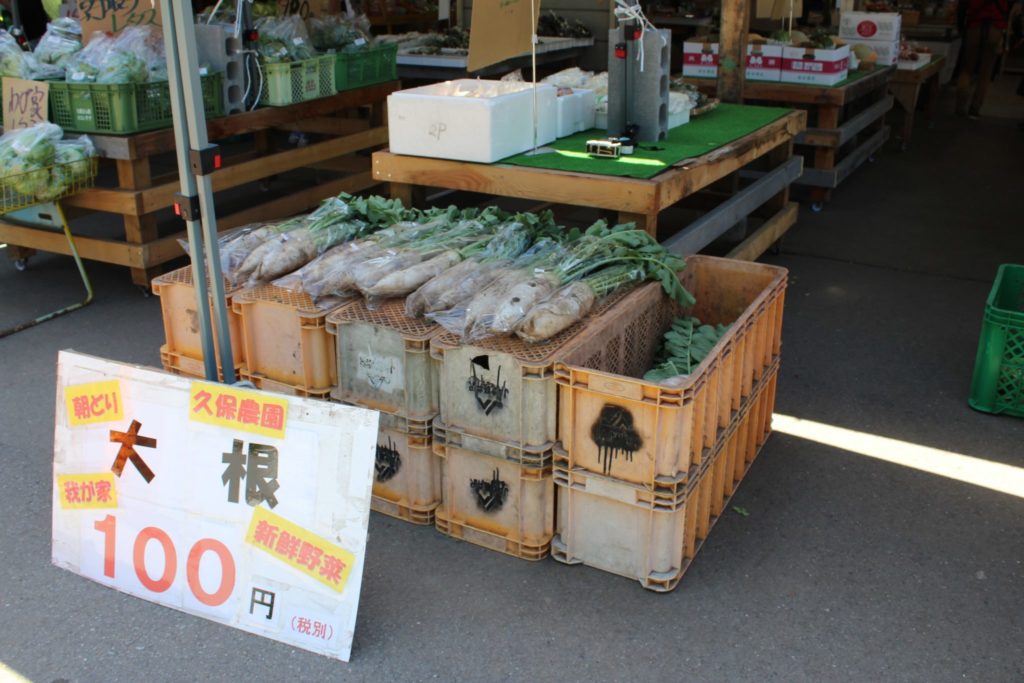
761,140,793,217
889,81,921,147
618,211,659,237
117,158,160,288
389,182,426,209
924,73,941,127
810,104,840,206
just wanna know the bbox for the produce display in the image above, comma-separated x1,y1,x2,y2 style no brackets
307,14,373,52
537,11,593,39
0,29,64,80
643,316,731,382
65,25,166,83
256,14,377,63
214,193,695,344
0,122,96,204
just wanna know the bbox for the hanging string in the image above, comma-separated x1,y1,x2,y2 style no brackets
612,0,665,72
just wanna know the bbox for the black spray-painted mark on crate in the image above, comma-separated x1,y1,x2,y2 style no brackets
590,405,643,476
375,436,402,482
467,361,509,416
470,468,509,512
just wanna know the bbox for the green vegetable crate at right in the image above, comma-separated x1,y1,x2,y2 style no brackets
969,264,1024,418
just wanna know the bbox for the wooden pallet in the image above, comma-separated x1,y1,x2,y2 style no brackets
1,82,400,287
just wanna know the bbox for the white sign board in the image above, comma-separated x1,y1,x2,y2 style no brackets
51,351,379,661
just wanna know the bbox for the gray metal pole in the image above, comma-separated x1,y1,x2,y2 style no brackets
160,0,236,383
159,0,218,381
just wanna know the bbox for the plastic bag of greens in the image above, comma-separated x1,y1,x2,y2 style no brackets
40,136,97,200
0,29,30,78
306,15,371,52
256,15,317,63
65,32,112,82
34,18,83,69
96,26,164,84
0,123,62,199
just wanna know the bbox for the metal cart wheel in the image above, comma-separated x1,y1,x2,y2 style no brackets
13,257,29,271
811,201,824,213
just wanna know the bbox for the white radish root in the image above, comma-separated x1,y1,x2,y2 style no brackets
514,282,596,342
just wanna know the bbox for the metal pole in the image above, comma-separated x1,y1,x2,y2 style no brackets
160,0,236,383
159,0,217,381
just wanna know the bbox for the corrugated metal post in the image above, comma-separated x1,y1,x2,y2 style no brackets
159,0,236,383
718,0,750,103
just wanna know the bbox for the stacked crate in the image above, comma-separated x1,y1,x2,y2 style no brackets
551,255,787,591
428,289,640,560
152,265,245,380
231,285,339,398
326,300,444,525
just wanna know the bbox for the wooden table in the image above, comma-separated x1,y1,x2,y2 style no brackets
889,57,945,150
395,38,595,81
688,67,894,211
373,109,807,260
1,82,399,287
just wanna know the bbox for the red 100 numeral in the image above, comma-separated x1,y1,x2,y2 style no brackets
93,515,236,606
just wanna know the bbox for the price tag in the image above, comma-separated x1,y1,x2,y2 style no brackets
3,78,50,131
78,0,163,43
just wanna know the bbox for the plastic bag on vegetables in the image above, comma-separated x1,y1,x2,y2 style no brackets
514,264,646,343
306,15,371,52
97,26,163,84
65,32,111,82
256,15,317,62
426,237,568,339
34,18,82,69
0,29,29,78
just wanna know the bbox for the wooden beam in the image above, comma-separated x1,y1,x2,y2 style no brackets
797,126,890,188
0,222,140,267
718,0,750,103
137,127,387,214
796,95,894,147
373,152,661,214
727,201,799,261
662,156,802,255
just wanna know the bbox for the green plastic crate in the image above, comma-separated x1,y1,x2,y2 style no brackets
969,264,1024,417
259,55,336,106
48,73,224,135
334,43,397,92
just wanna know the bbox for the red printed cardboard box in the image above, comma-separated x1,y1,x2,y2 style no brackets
683,41,783,81
781,44,850,86
839,11,902,43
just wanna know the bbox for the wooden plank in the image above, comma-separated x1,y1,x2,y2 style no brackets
88,82,400,161
726,201,799,261
890,56,944,85
655,110,806,207
140,172,380,268
798,126,889,187
796,94,894,147
718,0,750,103
0,222,140,267
116,157,159,286
662,156,802,256
275,117,370,136
373,152,661,214
138,127,388,214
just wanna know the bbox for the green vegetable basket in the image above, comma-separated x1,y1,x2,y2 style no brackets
0,156,98,213
333,43,397,92
969,264,1024,417
48,73,224,135
259,55,336,106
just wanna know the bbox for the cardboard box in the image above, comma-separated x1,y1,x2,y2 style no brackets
851,38,901,66
839,11,902,43
683,41,719,79
388,79,557,163
683,42,783,82
781,45,851,86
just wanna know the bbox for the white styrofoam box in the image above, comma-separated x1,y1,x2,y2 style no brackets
746,43,783,81
781,45,850,86
668,107,690,129
595,109,607,131
387,80,557,163
851,38,901,66
683,41,718,78
555,89,597,137
683,42,783,81
839,11,902,42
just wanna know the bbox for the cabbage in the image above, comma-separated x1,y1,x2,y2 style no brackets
96,51,149,84
0,125,97,203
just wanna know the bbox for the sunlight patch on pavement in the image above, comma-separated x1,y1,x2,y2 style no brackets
0,661,32,683
773,413,1024,499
